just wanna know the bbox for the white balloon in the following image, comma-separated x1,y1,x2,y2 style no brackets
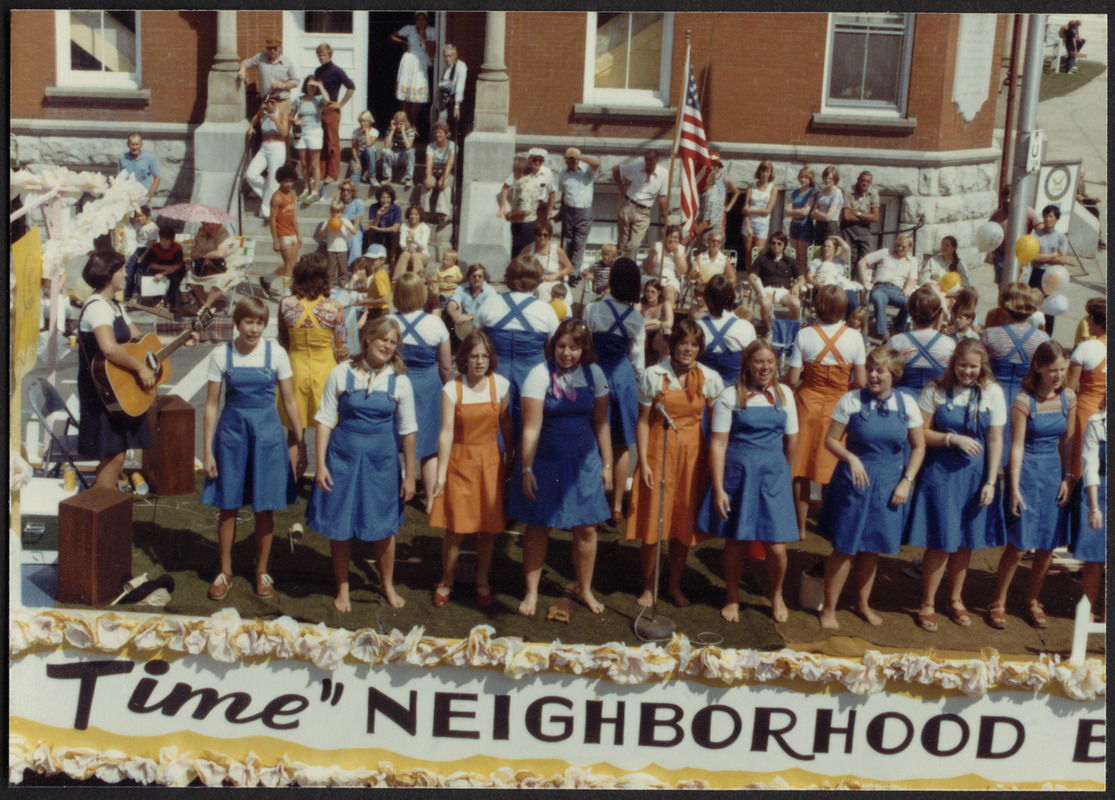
1041,293,1069,316
1041,265,1070,295
975,221,1004,253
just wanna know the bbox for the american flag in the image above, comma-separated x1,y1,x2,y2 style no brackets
677,64,711,237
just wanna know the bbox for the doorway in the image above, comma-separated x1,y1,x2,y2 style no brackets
366,11,437,142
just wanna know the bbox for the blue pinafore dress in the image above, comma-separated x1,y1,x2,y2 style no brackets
394,311,442,460
696,390,798,543
990,324,1037,466
1005,392,1071,551
592,300,639,449
505,362,610,529
306,370,404,542
698,315,743,386
906,387,1005,552
76,298,153,458
817,389,911,555
201,342,297,511
1074,424,1106,563
487,293,549,443
897,331,947,393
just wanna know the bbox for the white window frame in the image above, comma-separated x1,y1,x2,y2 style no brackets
821,12,914,118
582,11,674,107
54,9,142,89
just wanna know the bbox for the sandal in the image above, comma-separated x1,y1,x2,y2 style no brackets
988,601,1007,629
255,572,275,598
475,583,493,609
949,599,972,627
433,583,452,608
1028,599,1049,629
917,604,938,632
208,572,232,601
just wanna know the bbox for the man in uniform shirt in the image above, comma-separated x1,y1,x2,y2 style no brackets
612,150,669,259
313,43,356,186
841,171,880,267
498,147,555,257
556,148,600,272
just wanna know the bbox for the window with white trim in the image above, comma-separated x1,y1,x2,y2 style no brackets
823,13,914,115
583,12,674,107
54,10,141,88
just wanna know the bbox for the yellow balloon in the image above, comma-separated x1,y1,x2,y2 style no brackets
939,271,961,293
1014,234,1040,267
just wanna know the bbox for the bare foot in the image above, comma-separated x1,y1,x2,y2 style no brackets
518,593,538,616
382,584,406,609
669,588,691,608
577,589,605,614
334,589,352,613
721,602,740,623
855,604,883,626
771,594,789,623
636,589,654,608
818,607,839,629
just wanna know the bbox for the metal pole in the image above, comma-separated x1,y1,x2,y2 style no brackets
999,14,1024,194
633,416,676,640
1002,13,1047,288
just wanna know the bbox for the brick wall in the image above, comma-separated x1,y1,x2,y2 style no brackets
10,10,215,124
504,11,1004,153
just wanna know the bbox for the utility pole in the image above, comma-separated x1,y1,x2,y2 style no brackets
1001,13,1047,287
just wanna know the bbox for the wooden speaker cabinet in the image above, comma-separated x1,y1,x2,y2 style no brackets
143,393,196,496
57,488,134,606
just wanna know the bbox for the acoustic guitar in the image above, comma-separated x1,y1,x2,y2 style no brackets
91,306,215,417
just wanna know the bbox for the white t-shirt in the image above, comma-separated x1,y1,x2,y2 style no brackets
79,295,132,333
474,291,560,335
205,340,293,383
918,381,1008,428
619,161,668,206
1071,338,1108,371
886,329,956,370
317,218,356,253
697,313,757,353
583,299,646,378
520,362,609,400
442,373,511,406
399,221,431,254
831,389,922,427
1081,410,1106,489
710,383,799,435
788,322,866,368
638,362,724,407
393,310,450,347
314,363,417,435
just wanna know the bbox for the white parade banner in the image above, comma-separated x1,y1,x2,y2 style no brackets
10,647,1105,788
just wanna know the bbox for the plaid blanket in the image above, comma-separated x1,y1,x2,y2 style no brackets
155,312,235,342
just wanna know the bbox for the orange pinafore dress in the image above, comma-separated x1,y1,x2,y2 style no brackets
428,375,507,534
628,370,712,547
279,296,337,430
792,324,853,483
1072,339,1106,478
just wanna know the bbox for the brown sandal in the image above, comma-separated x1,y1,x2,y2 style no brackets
1028,600,1049,629
949,599,972,627
987,601,1007,629
918,604,938,632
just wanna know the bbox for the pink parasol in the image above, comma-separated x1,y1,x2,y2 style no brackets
157,203,236,225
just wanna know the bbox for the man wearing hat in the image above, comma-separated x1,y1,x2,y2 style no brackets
498,147,556,257
238,36,300,120
612,149,669,259
556,147,600,273
693,152,739,243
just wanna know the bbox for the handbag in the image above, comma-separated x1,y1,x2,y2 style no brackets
191,257,227,278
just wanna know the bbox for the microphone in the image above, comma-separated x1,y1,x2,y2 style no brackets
653,402,677,432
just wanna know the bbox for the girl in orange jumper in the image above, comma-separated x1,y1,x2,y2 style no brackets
1066,297,1106,477
627,321,725,607
428,330,512,608
786,285,866,540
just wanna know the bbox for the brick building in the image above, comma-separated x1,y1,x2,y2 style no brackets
11,10,1009,261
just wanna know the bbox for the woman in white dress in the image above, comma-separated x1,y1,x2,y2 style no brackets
391,12,436,125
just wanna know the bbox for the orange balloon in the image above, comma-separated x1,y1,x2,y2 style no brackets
328,216,343,232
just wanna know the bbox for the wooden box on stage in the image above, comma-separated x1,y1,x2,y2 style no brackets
57,488,134,606
143,394,196,496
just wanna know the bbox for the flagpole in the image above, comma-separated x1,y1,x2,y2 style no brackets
664,32,691,271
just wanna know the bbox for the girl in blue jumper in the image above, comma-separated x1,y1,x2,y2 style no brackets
202,297,304,601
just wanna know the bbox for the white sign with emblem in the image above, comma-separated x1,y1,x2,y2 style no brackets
1033,160,1080,235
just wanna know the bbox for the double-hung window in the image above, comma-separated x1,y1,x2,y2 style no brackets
54,10,142,89
583,12,674,107
823,13,914,116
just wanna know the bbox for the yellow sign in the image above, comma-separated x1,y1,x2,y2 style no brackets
10,227,43,386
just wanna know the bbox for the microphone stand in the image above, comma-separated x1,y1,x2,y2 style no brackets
633,412,676,639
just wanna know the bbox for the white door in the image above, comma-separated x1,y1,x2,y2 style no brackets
284,10,368,133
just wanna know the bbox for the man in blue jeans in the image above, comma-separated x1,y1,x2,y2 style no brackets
857,232,918,340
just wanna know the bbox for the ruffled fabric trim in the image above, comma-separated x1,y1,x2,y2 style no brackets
9,608,1105,700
